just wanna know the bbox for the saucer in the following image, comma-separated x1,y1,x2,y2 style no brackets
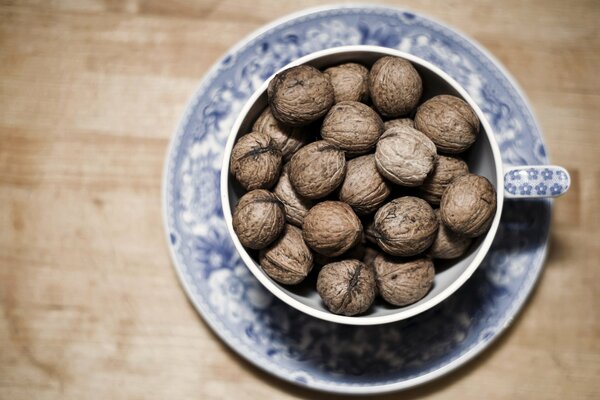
163,5,551,394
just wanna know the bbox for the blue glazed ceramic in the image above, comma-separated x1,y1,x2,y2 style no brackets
163,5,553,394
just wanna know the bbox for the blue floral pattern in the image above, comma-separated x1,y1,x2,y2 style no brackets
164,6,552,394
504,166,569,198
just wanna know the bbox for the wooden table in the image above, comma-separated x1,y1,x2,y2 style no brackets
1,1,599,399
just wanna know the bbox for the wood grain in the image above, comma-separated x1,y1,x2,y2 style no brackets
1,1,599,399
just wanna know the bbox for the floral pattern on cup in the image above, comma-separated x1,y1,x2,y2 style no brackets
504,166,570,198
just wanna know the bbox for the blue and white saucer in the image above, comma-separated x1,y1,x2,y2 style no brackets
163,5,551,394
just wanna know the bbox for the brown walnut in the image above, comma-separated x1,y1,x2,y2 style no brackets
259,224,313,285
415,95,480,154
321,101,384,155
273,163,313,227
375,126,437,186
302,201,362,257
232,189,285,250
316,260,376,316
338,154,391,215
267,65,334,126
252,107,310,160
288,140,346,199
230,131,282,190
419,155,469,205
440,174,497,238
369,56,423,117
427,209,472,259
323,63,369,103
370,197,438,256
383,118,414,130
373,254,434,306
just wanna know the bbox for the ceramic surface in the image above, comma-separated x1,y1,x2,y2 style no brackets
163,5,551,394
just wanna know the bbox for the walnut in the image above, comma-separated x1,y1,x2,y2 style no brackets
252,107,310,160
440,174,497,238
338,154,390,215
321,101,384,155
370,197,438,256
384,118,414,130
375,126,437,186
419,155,469,205
259,224,313,285
273,163,313,227
323,63,369,103
362,247,380,268
428,209,472,259
267,65,334,126
288,140,346,199
230,131,282,190
369,56,423,117
414,95,480,154
302,201,362,257
232,189,285,249
373,254,434,306
316,259,376,316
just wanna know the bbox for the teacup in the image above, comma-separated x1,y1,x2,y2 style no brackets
220,46,569,325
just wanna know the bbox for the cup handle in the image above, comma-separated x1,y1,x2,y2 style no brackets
503,165,570,199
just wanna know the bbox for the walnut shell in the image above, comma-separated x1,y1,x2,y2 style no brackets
259,224,313,285
383,118,414,130
252,107,310,160
375,126,437,186
414,95,480,154
323,63,369,103
303,201,362,257
289,140,346,199
370,197,438,256
419,155,469,205
230,131,282,190
273,163,313,227
440,174,497,238
427,210,472,259
339,154,391,215
321,101,384,155
267,65,334,127
373,254,434,306
317,260,376,316
232,189,285,250
362,247,380,268
369,56,423,117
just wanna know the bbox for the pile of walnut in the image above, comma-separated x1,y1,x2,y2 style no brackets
231,57,497,317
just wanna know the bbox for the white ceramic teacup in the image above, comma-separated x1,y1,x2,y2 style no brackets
220,46,570,326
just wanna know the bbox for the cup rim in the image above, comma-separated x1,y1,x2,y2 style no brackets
220,45,504,326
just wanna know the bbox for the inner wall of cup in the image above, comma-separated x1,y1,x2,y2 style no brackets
228,51,498,317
